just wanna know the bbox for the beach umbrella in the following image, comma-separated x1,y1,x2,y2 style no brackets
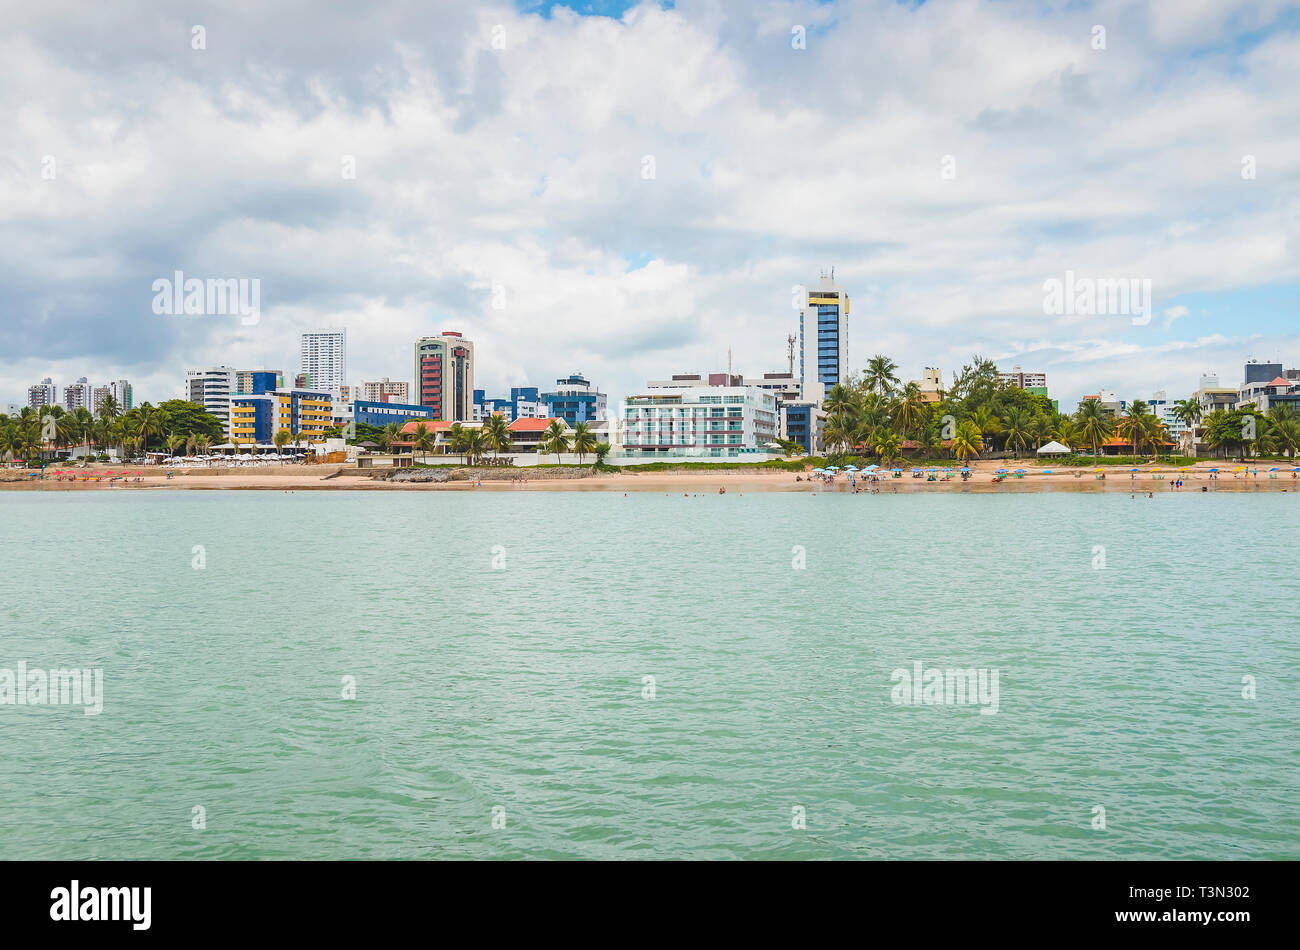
1208,467,1218,472
891,467,902,472
1015,469,1027,473
844,465,859,471
864,464,878,470
1269,467,1279,472
960,467,970,472
996,468,1008,474
1043,469,1052,474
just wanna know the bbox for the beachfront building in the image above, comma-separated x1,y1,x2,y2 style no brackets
740,371,821,453
507,416,569,453
360,378,410,403
186,366,237,435
299,329,346,397
796,271,849,405
414,330,474,421
541,374,607,424
229,395,274,446
354,400,433,429
27,378,57,408
229,388,332,445
624,375,778,458
472,386,543,422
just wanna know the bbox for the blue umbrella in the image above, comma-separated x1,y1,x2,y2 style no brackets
1209,468,1219,472
864,464,878,470
845,464,859,471
1043,469,1052,474
1269,467,1279,472
996,468,1008,474
1014,469,1027,473
960,467,971,472
891,467,902,472
911,467,923,472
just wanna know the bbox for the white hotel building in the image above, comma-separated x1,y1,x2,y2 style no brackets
621,373,778,458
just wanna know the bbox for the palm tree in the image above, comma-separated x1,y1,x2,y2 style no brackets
1172,398,1202,455
823,410,857,455
1001,408,1033,459
1075,399,1113,458
541,419,570,464
970,406,1003,452
893,382,925,442
865,354,900,397
463,427,489,465
571,421,597,464
131,403,165,453
874,431,901,465
481,413,513,459
1118,400,1152,460
1052,418,1082,453
951,419,983,463
97,394,120,422
411,422,437,460
822,383,860,417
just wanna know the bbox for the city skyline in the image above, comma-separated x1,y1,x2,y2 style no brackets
3,1,1298,412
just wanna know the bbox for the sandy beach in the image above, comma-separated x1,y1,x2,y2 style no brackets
2,458,1296,493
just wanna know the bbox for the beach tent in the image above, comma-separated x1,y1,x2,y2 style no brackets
1036,441,1070,455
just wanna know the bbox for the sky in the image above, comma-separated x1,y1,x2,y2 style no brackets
2,0,1298,411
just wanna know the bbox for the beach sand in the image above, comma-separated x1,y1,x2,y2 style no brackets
2,459,1295,493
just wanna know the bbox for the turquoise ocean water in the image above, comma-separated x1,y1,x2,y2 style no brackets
1,490,1296,859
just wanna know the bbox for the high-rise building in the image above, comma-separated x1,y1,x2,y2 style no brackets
63,377,94,412
998,365,1048,391
796,271,849,405
300,329,346,396
542,374,606,424
231,388,333,445
235,370,281,396
414,331,474,421
27,378,56,408
361,378,411,403
185,366,237,434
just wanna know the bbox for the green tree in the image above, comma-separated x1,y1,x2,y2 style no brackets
571,421,597,464
865,354,900,397
481,413,513,458
1075,399,1113,458
540,419,571,464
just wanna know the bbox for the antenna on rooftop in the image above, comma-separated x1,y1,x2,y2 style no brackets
786,334,796,376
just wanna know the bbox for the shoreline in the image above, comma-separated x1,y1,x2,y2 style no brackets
2,459,1296,493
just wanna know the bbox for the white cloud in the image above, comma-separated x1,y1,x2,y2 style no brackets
1,0,1298,411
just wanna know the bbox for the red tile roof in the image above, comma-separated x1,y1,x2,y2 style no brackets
508,417,559,432
1266,376,1291,387
399,418,455,434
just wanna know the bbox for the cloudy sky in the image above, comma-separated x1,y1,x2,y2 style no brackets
3,0,1298,410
